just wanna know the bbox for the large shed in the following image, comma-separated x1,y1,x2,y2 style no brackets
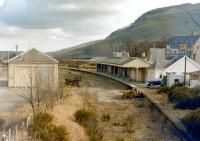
8,48,59,89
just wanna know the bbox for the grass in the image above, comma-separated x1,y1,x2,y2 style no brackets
101,113,110,122
75,109,103,141
28,112,69,141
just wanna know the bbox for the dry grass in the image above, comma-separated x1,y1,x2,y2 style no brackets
52,89,88,141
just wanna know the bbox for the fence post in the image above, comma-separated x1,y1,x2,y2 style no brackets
8,128,11,141
15,125,18,141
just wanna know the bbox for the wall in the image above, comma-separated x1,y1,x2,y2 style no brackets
163,57,200,76
8,63,58,89
167,73,184,87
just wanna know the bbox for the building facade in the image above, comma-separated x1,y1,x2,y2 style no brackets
8,48,59,89
93,57,150,82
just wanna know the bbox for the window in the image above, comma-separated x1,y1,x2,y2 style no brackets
174,79,180,85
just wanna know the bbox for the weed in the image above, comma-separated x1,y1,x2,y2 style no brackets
101,113,110,122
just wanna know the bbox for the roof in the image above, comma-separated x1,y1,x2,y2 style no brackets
169,35,200,49
90,57,139,66
9,48,59,64
149,56,183,69
189,70,200,77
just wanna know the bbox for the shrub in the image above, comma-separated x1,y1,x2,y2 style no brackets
75,109,97,128
75,109,102,141
167,87,200,109
176,96,200,109
168,87,196,103
158,87,171,94
193,86,200,95
0,118,5,129
101,113,110,122
183,109,200,138
28,112,68,141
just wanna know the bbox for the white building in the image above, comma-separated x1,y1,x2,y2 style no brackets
146,56,200,86
8,48,59,89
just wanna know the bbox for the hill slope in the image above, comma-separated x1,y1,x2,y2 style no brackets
52,3,200,59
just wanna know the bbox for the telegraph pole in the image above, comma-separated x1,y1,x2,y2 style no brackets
184,56,187,86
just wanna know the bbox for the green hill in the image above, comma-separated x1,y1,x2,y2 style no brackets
51,3,200,59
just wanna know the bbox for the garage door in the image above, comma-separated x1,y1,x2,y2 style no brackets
15,67,31,87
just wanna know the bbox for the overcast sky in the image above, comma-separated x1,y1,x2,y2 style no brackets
0,0,200,51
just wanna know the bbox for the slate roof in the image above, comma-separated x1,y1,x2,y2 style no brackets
150,56,182,69
9,48,59,64
169,35,200,49
90,57,139,66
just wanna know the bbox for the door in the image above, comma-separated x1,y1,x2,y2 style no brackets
15,67,31,87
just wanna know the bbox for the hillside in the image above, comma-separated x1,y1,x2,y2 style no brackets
51,3,200,59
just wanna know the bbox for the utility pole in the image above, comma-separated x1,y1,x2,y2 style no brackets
184,56,187,86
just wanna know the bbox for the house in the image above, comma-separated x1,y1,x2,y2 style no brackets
166,35,200,62
91,56,150,82
8,48,59,89
147,56,200,86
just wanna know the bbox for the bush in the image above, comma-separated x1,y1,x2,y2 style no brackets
75,109,97,128
167,87,200,109
75,109,102,141
168,87,196,103
101,113,110,122
28,112,68,141
183,109,200,138
193,86,200,95
176,96,200,109
0,118,5,129
158,87,171,94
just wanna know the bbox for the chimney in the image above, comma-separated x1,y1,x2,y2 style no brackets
16,45,18,56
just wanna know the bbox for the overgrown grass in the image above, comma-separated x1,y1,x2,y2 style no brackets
158,86,200,109
28,112,68,141
75,109,103,141
0,118,5,129
183,109,200,139
123,114,135,133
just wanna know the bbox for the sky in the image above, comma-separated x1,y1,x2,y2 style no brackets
0,0,200,52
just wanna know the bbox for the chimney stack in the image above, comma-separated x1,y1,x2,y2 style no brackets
16,45,18,56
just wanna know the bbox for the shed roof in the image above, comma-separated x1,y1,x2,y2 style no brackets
90,57,139,65
169,35,200,49
90,57,150,68
9,48,59,64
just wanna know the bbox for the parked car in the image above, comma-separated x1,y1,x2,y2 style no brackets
147,80,161,88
